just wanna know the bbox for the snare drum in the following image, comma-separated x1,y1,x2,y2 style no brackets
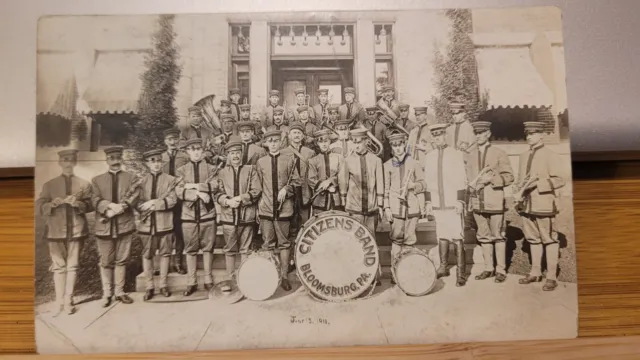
295,211,379,302
236,251,281,301
391,247,437,296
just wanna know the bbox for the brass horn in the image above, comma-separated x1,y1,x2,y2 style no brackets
355,124,383,157
376,107,410,137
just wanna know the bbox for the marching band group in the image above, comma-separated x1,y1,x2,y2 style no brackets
37,85,566,316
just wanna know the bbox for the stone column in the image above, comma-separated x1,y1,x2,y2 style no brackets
355,20,376,106
250,21,269,113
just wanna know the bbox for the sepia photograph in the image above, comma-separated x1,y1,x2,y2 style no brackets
34,6,577,354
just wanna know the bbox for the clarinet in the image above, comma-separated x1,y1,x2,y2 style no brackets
99,174,144,224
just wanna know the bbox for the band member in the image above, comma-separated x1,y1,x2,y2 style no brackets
329,119,355,156
308,129,344,214
263,89,282,127
326,104,340,129
467,121,514,283
216,141,261,288
237,120,267,165
180,106,216,146
293,105,319,147
376,85,400,120
446,101,476,155
228,88,242,122
220,114,239,144
339,128,384,286
407,106,433,162
265,106,289,149
36,149,91,315
364,106,387,150
313,88,331,125
338,87,366,127
136,149,179,301
282,123,316,265
395,104,416,133
91,146,140,306
176,139,219,296
516,121,566,291
219,100,232,118
162,128,189,274
290,88,315,122
423,124,468,287
383,132,426,284
256,130,301,291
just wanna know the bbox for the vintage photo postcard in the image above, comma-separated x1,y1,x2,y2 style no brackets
34,6,577,354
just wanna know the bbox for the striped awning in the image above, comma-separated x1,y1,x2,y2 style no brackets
475,46,554,109
36,53,78,119
82,50,148,115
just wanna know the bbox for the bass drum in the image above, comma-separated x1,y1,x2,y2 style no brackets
391,246,437,296
294,210,379,303
236,250,280,301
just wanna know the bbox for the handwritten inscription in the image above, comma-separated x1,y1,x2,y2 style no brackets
290,315,330,325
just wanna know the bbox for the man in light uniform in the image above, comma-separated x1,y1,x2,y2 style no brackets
339,128,384,286
292,105,319,148
36,149,92,315
446,101,476,158
136,149,179,301
180,106,216,147
308,129,344,214
329,119,356,157
423,124,468,287
395,103,416,133
255,130,301,291
176,139,220,296
162,128,189,275
383,132,426,285
338,87,366,127
265,106,290,149
515,121,566,291
376,85,400,120
237,120,267,166
467,121,514,283
215,140,261,289
91,146,139,306
406,106,433,162
313,88,331,126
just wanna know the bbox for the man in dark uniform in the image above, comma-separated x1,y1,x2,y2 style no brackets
161,128,189,274
407,106,433,162
313,88,331,126
289,88,315,123
36,149,92,315
91,146,140,306
338,87,366,127
308,129,344,214
180,106,215,147
395,103,416,133
263,89,282,127
293,105,319,147
237,120,267,166
376,85,400,120
228,88,242,122
136,149,180,301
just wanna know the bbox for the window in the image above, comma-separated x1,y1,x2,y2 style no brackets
230,24,251,103
374,23,394,102
90,114,136,147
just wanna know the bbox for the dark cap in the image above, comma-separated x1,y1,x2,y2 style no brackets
183,138,204,148
523,121,545,134
163,128,181,138
143,148,165,160
471,121,492,133
228,88,240,95
224,140,243,152
104,146,124,156
236,120,255,131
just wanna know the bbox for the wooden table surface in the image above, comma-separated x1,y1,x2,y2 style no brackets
2,161,640,359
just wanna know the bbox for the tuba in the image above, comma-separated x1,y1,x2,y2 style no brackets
355,124,383,156
194,94,222,134
376,108,410,137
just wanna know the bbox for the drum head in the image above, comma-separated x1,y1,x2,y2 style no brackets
295,211,379,302
393,250,437,296
237,256,280,301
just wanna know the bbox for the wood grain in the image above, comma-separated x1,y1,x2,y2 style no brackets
2,160,640,357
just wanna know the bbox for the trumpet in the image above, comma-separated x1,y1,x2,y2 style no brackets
513,173,538,212
398,168,415,203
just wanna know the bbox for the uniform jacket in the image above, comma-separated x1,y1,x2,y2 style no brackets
329,139,356,157
308,151,344,210
377,98,400,120
215,164,261,225
241,141,267,166
255,153,301,220
180,125,216,148
290,105,317,123
516,144,565,216
363,118,387,149
338,102,366,127
423,146,466,210
407,123,433,162
36,174,91,241
262,104,281,127
384,155,427,219
91,170,140,239
135,172,179,235
162,149,190,177
281,145,316,207
229,102,241,122
175,160,219,223
313,103,331,125
468,144,514,214
395,117,416,134
339,151,384,215
290,120,319,147
446,120,476,153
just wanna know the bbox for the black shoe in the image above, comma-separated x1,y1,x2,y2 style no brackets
115,294,134,304
160,287,171,297
436,266,450,278
494,273,507,283
375,279,382,286
281,279,292,291
456,276,467,287
288,264,296,274
173,263,187,275
437,241,450,278
143,289,154,301
519,275,543,285
204,283,214,291
153,270,160,276
390,277,397,285
102,296,112,308
183,285,197,296
542,279,558,291
475,271,495,280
